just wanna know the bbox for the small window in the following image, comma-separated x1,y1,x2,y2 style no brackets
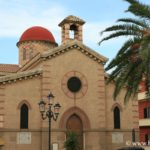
20,104,28,129
144,107,150,118
29,49,33,60
23,49,26,60
114,106,120,129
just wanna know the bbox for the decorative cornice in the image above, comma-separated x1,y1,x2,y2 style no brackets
0,72,15,76
58,15,85,26
17,39,58,47
0,128,139,132
42,40,108,64
0,69,42,85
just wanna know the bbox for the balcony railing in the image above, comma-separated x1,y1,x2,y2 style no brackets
138,91,150,101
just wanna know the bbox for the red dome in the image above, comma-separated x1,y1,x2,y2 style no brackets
18,26,56,43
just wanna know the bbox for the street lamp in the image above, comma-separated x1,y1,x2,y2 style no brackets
38,92,61,150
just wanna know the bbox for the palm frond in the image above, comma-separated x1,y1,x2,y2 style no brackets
124,0,139,5
113,61,142,101
127,1,150,20
105,37,141,71
116,37,141,56
99,30,141,44
99,0,150,102
100,24,142,35
117,18,149,28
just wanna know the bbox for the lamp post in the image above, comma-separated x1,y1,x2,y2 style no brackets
38,92,61,150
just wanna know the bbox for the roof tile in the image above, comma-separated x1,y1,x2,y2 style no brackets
0,64,20,73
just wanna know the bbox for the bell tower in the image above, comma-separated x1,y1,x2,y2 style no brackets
58,15,85,44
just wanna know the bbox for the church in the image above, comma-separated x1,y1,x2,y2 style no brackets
0,15,139,150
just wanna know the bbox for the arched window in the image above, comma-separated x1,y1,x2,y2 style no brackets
20,104,28,129
23,49,26,60
114,106,120,129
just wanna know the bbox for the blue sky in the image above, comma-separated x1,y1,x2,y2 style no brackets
0,0,150,65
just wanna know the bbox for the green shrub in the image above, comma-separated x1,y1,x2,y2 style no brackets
64,131,80,150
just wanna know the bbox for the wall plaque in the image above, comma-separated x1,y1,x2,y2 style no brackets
112,132,123,143
17,132,31,144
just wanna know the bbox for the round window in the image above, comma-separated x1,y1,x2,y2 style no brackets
67,76,82,92
61,71,88,99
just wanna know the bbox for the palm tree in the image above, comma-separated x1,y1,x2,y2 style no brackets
64,131,80,150
99,0,150,103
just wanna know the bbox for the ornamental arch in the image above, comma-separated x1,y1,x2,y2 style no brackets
59,106,91,129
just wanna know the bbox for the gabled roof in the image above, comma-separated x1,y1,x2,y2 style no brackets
0,40,108,84
0,68,42,85
19,40,108,71
0,64,20,73
42,40,108,63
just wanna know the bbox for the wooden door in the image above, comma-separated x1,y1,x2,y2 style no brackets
66,114,83,150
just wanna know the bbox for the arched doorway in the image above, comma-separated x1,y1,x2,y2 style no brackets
66,114,83,150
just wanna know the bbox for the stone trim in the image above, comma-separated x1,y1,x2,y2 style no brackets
17,100,32,110
0,69,42,85
111,103,123,112
0,128,139,132
19,40,108,72
58,15,85,26
42,40,108,64
17,39,58,47
18,53,41,72
132,100,139,128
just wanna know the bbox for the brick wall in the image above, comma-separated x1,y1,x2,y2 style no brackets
140,127,150,142
139,101,150,119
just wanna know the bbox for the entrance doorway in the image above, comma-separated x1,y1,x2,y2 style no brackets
66,114,83,150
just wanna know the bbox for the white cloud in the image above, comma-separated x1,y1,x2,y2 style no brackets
0,1,67,42
0,0,125,58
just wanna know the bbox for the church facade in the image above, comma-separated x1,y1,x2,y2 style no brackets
0,15,139,150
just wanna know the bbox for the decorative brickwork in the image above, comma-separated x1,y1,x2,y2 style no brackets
59,15,85,44
18,41,57,66
0,85,5,128
132,100,139,129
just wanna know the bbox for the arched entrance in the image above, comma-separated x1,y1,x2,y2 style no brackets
66,114,83,150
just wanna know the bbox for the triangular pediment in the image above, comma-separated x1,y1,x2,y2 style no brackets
43,40,108,63
19,40,108,72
